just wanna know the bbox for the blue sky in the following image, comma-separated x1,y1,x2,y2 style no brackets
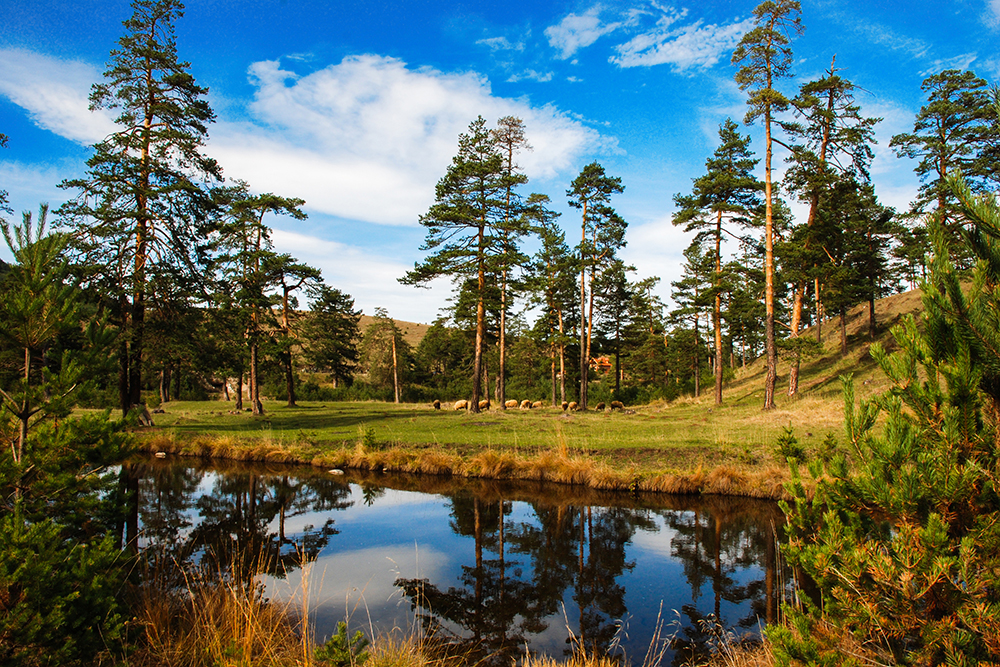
1,0,998,323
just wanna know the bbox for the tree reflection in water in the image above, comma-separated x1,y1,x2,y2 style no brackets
135,461,785,666
137,459,348,590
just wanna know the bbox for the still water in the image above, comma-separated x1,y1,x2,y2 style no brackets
134,458,786,666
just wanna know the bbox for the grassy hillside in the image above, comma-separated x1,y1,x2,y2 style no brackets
357,313,431,348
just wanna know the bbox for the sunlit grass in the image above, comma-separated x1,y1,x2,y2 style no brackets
125,290,927,499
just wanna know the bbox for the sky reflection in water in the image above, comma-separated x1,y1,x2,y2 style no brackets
135,460,785,666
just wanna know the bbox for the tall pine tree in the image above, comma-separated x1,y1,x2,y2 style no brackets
673,118,762,404
567,162,626,409
732,0,803,410
60,0,221,416
402,117,506,412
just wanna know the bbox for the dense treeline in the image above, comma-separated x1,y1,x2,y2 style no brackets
2,2,994,415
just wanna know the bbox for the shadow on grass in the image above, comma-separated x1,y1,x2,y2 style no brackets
155,402,447,437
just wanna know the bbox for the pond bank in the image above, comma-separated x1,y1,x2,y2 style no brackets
136,433,795,500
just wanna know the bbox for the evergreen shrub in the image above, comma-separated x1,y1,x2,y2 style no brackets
771,207,1000,664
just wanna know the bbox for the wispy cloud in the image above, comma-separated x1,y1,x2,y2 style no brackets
0,48,115,143
507,69,554,83
981,55,1000,77
612,13,753,71
820,11,930,61
477,36,524,52
987,0,1000,27
918,52,978,77
544,4,750,72
545,5,625,60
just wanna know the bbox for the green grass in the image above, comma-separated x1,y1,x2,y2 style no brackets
129,289,924,495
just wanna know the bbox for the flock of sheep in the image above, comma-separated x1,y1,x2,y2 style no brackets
432,399,626,412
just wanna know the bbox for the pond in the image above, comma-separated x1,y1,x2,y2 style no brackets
131,458,787,666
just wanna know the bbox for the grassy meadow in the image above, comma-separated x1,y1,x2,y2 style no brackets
133,289,923,498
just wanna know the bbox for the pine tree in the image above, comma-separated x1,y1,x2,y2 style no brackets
212,185,307,415
670,241,714,397
0,207,99,462
567,162,626,409
594,259,636,398
361,308,409,402
783,57,879,394
890,69,1000,270
732,0,803,410
302,285,361,389
59,0,221,416
402,117,506,412
525,194,574,406
774,195,1000,663
271,256,321,407
673,118,762,404
491,116,531,408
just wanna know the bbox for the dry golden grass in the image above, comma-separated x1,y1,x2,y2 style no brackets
520,653,619,667
130,566,309,667
139,436,811,500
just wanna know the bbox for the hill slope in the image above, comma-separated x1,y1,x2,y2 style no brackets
357,314,431,349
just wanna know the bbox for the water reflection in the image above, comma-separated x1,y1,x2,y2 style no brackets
134,459,785,665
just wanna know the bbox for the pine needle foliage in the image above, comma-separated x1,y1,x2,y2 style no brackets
771,177,1000,664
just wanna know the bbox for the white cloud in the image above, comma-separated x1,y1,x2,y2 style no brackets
0,49,606,229
212,54,605,226
620,214,692,308
545,5,624,59
0,48,115,144
270,228,454,322
612,15,754,71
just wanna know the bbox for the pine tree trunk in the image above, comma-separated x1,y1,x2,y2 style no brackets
118,306,130,417
714,211,724,405
472,227,486,413
250,342,264,414
868,295,877,340
815,277,823,344
693,313,700,398
159,368,168,404
615,321,622,396
763,105,777,410
585,262,596,410
129,291,145,409
788,282,804,396
840,307,848,356
558,309,567,403
284,349,296,407
499,270,507,408
129,109,152,413
579,202,589,409
391,332,400,404
551,344,557,407
173,361,181,401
